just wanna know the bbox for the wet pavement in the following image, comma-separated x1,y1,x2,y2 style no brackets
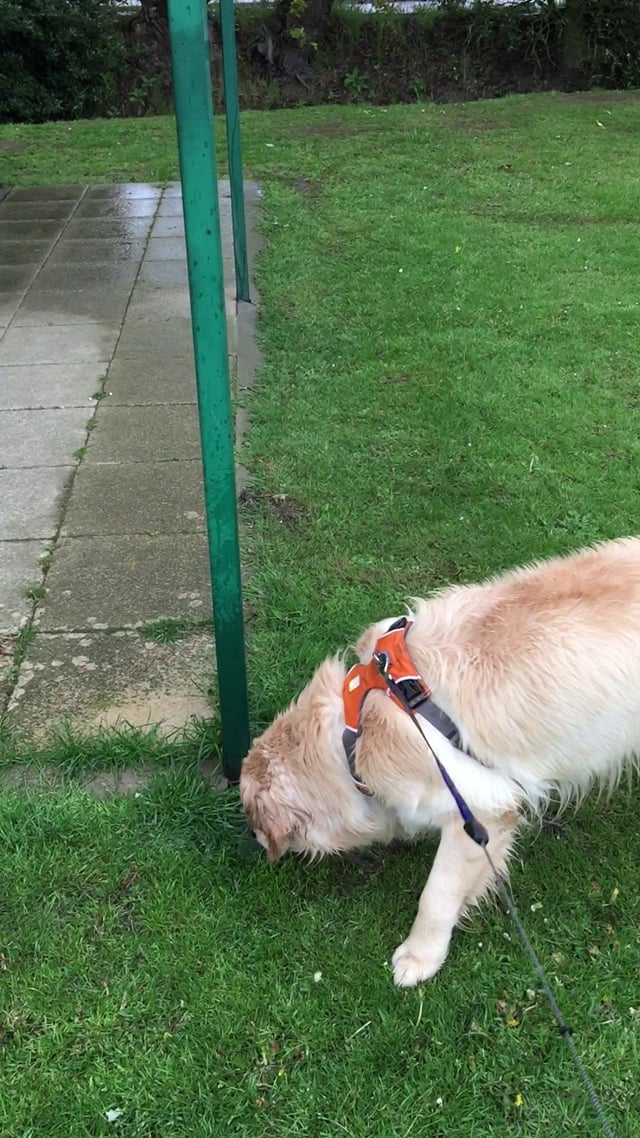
0,180,261,738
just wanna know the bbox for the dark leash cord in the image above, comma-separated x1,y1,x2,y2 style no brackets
375,654,617,1138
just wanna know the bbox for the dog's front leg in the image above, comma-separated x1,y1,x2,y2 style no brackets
392,809,518,988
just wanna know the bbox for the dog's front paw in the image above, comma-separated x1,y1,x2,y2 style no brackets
391,939,448,988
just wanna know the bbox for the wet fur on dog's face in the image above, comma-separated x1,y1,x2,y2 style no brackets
240,659,399,860
240,538,640,986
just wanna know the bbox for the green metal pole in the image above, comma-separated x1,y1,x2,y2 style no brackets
219,0,250,302
167,0,250,781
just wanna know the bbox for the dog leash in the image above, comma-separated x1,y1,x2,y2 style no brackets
374,651,617,1138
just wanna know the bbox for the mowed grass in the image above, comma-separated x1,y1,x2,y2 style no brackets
2,92,640,1135
1,773,640,1137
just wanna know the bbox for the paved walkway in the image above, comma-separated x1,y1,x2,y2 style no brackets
0,181,261,737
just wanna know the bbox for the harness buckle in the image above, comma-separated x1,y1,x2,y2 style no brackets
397,677,427,709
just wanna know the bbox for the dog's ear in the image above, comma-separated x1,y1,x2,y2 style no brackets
266,823,288,862
264,802,312,861
239,719,312,862
241,773,300,862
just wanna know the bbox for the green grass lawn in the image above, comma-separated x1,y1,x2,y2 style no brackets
2,92,640,1136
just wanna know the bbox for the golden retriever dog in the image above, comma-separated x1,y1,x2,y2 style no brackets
240,537,640,987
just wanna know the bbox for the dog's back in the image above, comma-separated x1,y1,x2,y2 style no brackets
410,536,640,797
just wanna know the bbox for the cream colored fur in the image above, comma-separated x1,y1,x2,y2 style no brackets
240,537,640,986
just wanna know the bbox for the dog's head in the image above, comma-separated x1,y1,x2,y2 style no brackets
240,710,312,861
240,657,395,860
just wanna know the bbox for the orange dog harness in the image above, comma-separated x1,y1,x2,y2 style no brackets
342,617,463,795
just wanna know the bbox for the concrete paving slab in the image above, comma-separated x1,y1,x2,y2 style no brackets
62,461,205,537
0,202,76,221
237,300,263,383
0,323,120,365
0,467,74,539
125,285,192,322
86,404,200,464
0,363,107,410
115,316,193,359
137,260,189,288
0,265,39,291
12,288,132,327
105,356,197,405
74,198,158,221
150,215,185,239
156,198,184,217
85,184,161,200
0,240,55,264
38,534,212,630
0,294,23,325
32,262,139,291
144,237,186,261
2,176,261,735
0,408,89,468
7,186,85,202
0,540,48,633
64,217,154,241
49,240,147,265
8,629,213,737
0,220,67,240
0,635,14,699
225,285,238,355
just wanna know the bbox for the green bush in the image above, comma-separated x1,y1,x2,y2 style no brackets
1,0,638,123
584,0,640,89
223,0,640,112
0,0,126,123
